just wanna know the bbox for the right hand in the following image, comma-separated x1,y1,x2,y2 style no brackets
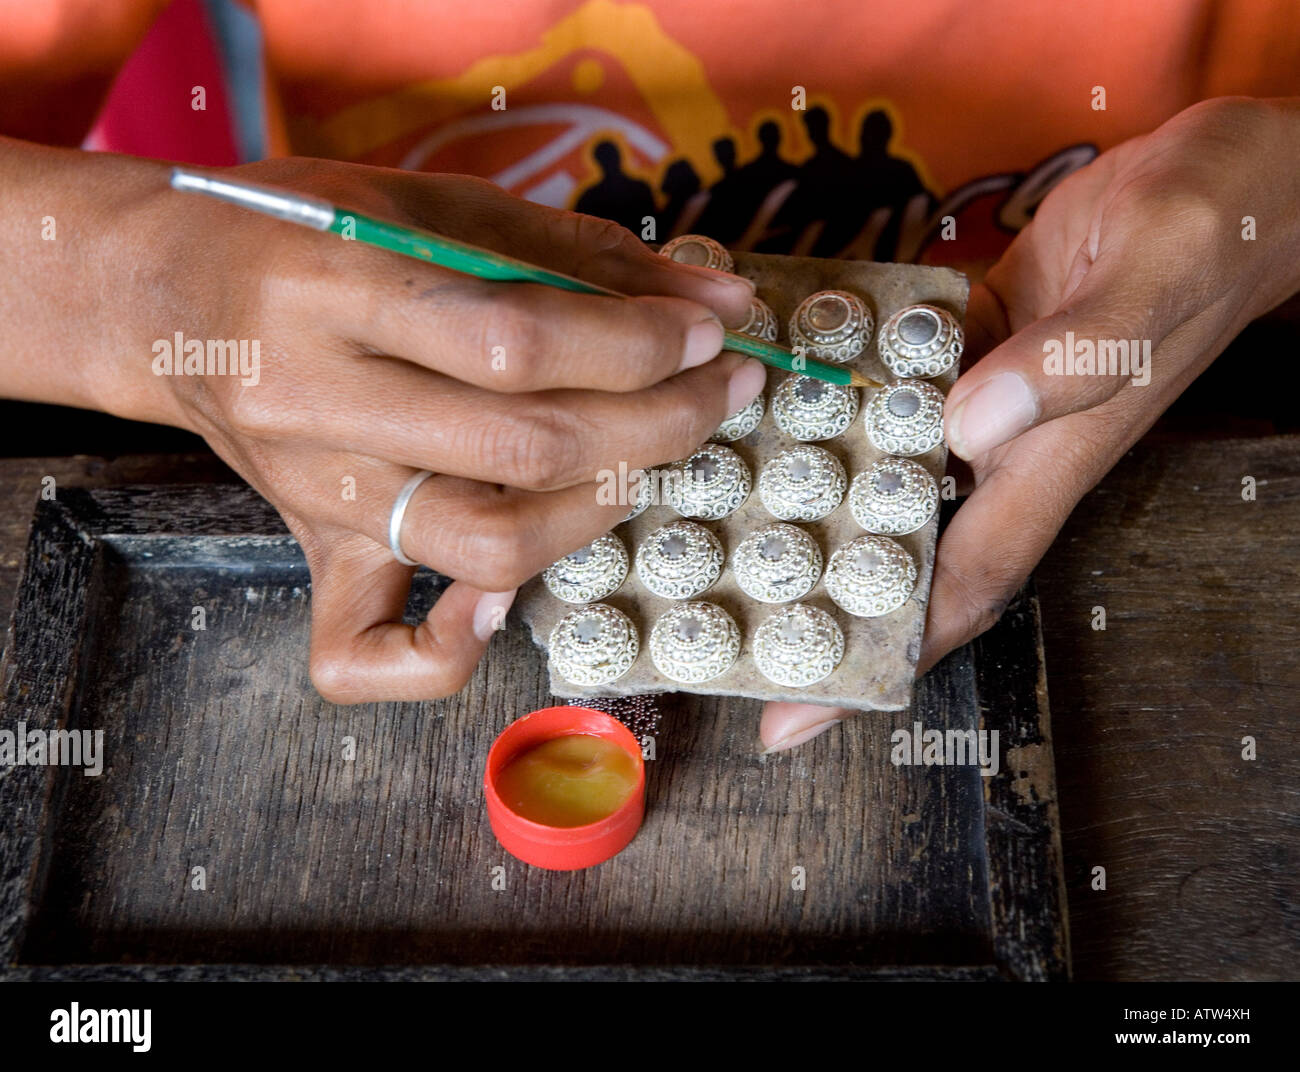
67,154,764,702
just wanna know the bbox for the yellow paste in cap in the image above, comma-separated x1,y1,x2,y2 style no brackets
497,734,639,828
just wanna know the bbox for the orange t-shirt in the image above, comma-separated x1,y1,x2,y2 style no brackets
5,0,1300,272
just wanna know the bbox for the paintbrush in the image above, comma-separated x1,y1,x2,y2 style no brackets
169,168,882,390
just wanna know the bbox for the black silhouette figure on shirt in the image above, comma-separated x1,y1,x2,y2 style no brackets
574,140,657,235
755,106,855,254
830,109,934,260
658,157,701,238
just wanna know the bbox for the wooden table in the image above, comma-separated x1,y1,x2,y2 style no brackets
0,436,1294,980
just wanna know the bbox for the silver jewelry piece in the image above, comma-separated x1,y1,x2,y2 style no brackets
648,601,740,684
667,444,751,520
635,520,724,599
772,374,859,441
623,468,655,521
849,457,939,535
549,603,639,685
659,233,735,274
388,469,434,566
757,445,846,521
731,523,823,603
711,393,765,443
738,295,779,341
877,304,963,379
788,290,873,363
752,603,845,687
824,535,917,618
543,533,629,603
864,379,945,456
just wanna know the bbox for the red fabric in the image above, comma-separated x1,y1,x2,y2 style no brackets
86,0,238,165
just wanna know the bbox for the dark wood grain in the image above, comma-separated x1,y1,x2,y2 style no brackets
0,483,1064,979
1036,435,1300,981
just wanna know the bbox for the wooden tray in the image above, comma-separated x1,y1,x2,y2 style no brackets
0,485,1069,980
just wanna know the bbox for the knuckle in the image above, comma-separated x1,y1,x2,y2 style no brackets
486,408,586,490
310,650,367,705
225,381,292,438
458,507,534,589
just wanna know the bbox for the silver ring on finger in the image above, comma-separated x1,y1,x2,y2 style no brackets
388,469,434,566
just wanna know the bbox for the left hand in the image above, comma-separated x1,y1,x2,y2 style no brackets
761,95,1300,753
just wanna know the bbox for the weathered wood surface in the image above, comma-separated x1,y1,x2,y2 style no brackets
0,436,1294,980
0,480,1064,979
1035,435,1300,981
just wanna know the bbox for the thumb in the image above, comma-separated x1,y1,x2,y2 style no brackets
944,265,1164,461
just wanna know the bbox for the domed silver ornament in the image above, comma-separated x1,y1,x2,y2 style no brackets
757,445,847,521
659,233,734,273
635,520,724,599
864,379,945,456
877,304,963,379
752,603,846,688
788,290,873,364
824,535,917,617
711,393,765,443
542,533,629,603
738,295,779,341
648,601,741,684
666,444,751,520
731,523,823,603
849,457,939,535
772,374,859,441
549,603,639,685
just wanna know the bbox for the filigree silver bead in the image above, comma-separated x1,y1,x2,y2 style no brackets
659,233,734,273
757,445,847,521
666,444,751,520
549,603,639,685
864,379,945,456
772,374,859,441
877,304,963,379
648,601,741,684
738,295,779,341
731,523,823,603
635,520,724,599
848,457,939,535
788,290,873,364
711,393,765,443
542,533,629,603
752,603,845,687
823,534,917,617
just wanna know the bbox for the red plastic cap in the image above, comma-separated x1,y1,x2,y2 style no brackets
484,706,646,871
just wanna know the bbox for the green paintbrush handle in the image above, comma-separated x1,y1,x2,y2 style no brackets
327,209,856,386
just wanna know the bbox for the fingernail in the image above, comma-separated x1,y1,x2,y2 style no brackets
761,718,842,755
946,371,1038,459
473,589,517,641
725,357,767,413
680,315,725,371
